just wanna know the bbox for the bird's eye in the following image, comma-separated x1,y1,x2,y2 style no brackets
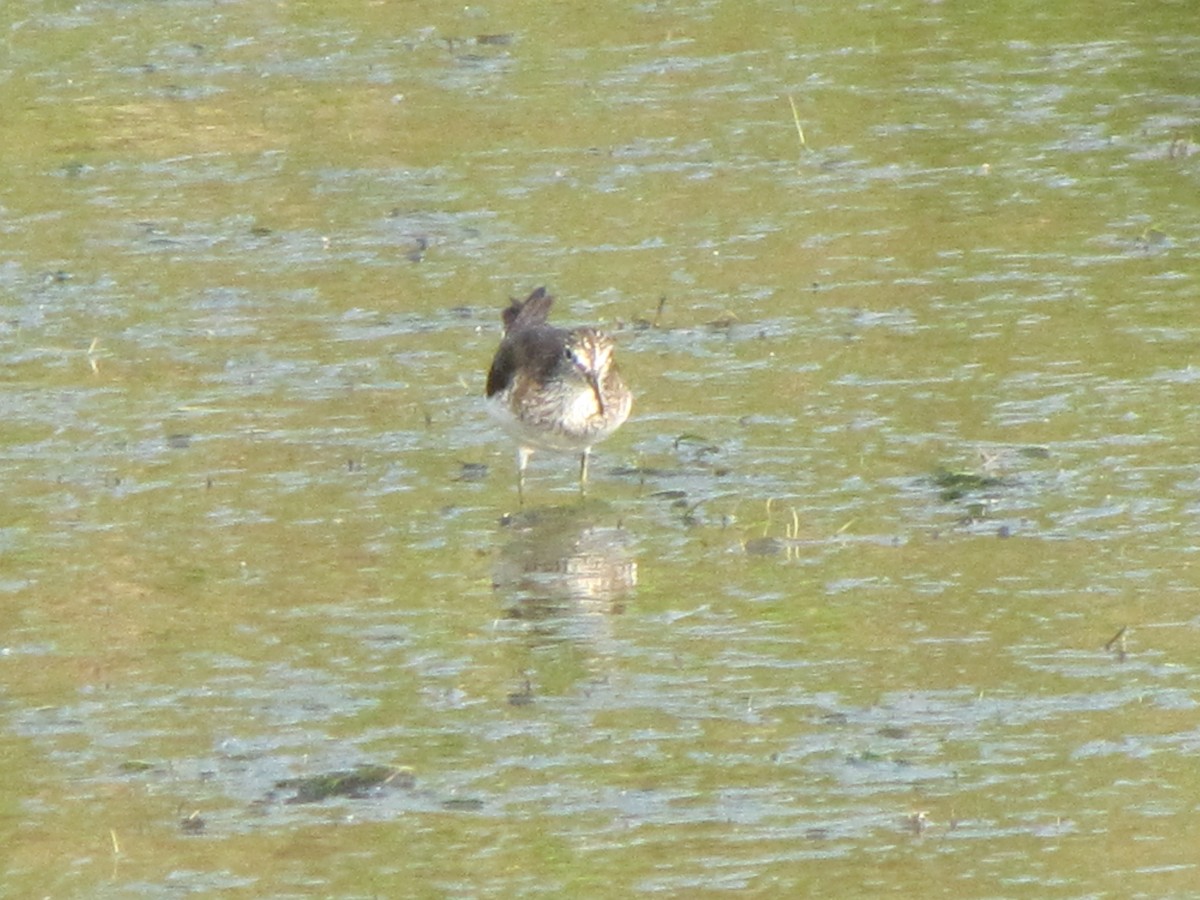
563,346,574,360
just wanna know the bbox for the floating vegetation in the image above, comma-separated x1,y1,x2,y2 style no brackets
1135,225,1171,254
928,447,1049,515
925,449,1052,533
744,500,807,559
786,94,808,155
1105,625,1129,662
117,760,159,774
930,467,1006,502
672,433,722,459
276,764,414,804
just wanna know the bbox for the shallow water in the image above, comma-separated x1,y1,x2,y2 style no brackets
3,0,1200,896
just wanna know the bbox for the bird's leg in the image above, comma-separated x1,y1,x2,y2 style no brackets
579,448,591,496
517,446,532,506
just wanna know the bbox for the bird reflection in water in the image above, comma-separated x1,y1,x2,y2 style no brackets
491,506,637,643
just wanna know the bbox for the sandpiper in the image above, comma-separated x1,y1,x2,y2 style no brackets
486,287,632,501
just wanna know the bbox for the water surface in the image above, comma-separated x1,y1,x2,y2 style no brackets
2,0,1199,896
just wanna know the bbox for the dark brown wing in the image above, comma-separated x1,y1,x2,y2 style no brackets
486,340,516,398
501,287,554,333
486,325,567,397
489,288,563,398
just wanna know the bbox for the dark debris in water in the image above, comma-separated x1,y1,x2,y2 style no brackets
706,312,738,330
743,537,785,557
456,461,489,482
179,811,206,835
275,764,414,804
905,811,930,835
649,489,688,501
507,679,535,706
845,749,910,767
630,295,669,330
441,797,485,812
609,464,680,478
